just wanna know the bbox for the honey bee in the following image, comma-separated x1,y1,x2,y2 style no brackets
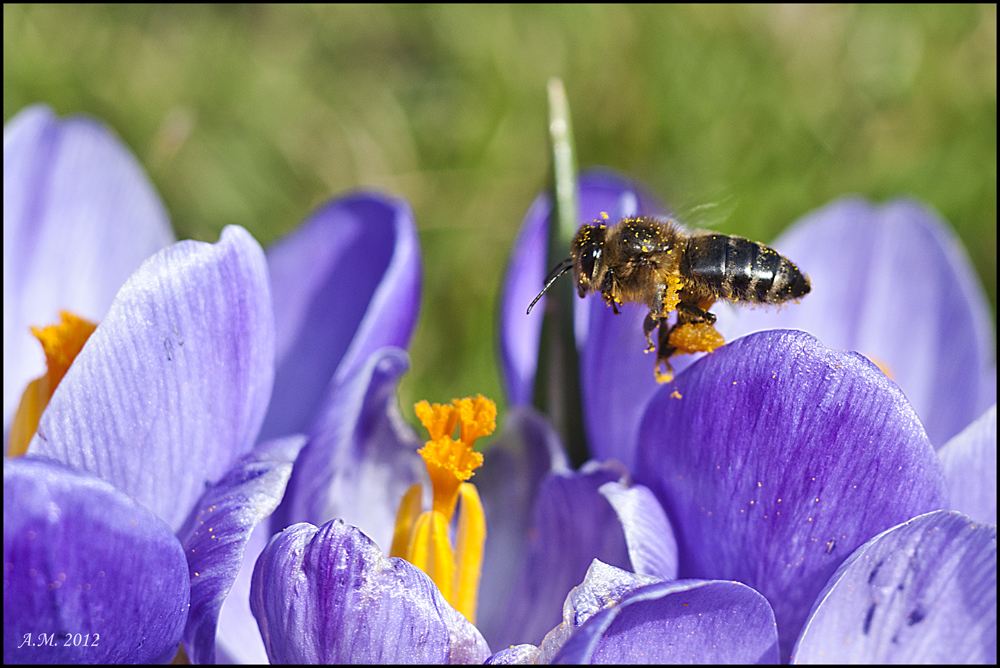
527,214,810,382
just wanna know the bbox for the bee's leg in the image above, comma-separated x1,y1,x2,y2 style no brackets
654,318,677,383
643,280,676,352
656,296,698,375
677,301,716,325
643,312,658,351
599,271,622,315
656,317,677,364
600,292,620,315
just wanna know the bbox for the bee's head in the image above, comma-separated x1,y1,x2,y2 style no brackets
525,222,610,316
571,223,607,297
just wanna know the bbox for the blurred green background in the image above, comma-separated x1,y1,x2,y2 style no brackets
4,5,995,420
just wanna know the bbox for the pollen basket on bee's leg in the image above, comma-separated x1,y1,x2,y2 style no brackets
669,322,726,356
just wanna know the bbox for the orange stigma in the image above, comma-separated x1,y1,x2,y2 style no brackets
389,395,495,624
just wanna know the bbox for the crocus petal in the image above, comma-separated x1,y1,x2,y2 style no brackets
537,560,660,662
218,347,417,661
179,434,306,664
214,521,273,664
938,404,997,525
260,193,421,440
29,226,275,532
276,346,424,551
483,460,632,649
485,644,540,664
599,481,679,580
554,577,779,664
4,457,189,664
498,194,550,407
723,197,996,448
250,519,491,664
3,104,174,435
221,348,419,663
476,406,569,646
792,510,997,664
637,329,948,658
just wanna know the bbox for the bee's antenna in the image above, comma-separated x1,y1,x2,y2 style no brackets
527,258,574,315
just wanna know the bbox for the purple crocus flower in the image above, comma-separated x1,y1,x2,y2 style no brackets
246,350,653,662
242,172,750,661
488,170,996,662
4,105,175,444
251,518,490,663
4,217,299,663
213,153,422,665
248,390,501,663
248,169,994,663
4,105,423,664
224,342,446,664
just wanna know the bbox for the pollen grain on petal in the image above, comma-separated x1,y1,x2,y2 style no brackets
862,353,895,380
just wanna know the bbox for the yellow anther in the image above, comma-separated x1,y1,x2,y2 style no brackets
406,510,455,601
9,311,97,457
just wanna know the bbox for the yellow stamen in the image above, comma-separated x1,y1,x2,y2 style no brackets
394,395,495,624
407,510,455,601
453,482,486,623
419,434,481,517
9,311,97,457
389,484,423,559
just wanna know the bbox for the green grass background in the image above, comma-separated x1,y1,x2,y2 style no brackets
5,5,995,422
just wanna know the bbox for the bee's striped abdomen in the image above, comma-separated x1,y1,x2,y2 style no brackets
682,234,810,304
